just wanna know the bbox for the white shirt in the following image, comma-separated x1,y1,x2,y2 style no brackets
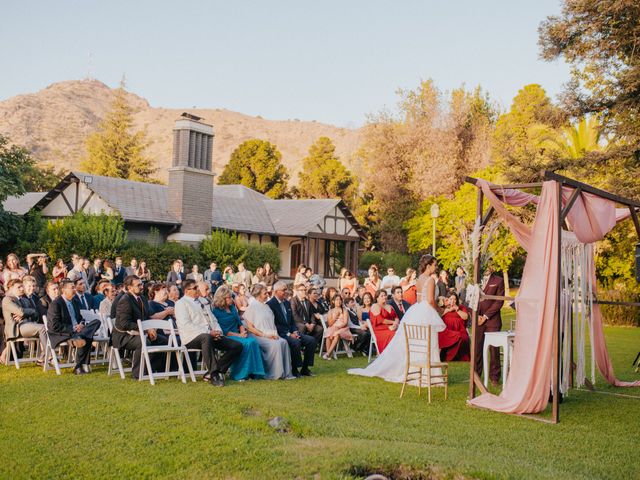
381,274,401,293
175,295,221,344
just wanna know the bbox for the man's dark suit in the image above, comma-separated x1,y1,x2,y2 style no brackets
389,299,411,321
290,296,323,344
474,272,505,383
20,293,44,322
113,292,167,379
267,296,316,373
73,292,95,311
46,296,100,369
86,266,102,293
113,266,126,286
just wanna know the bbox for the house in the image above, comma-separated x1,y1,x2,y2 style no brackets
3,115,365,282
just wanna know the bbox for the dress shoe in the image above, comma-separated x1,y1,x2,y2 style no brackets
210,373,225,387
81,364,92,374
73,367,88,375
300,368,314,377
291,369,301,378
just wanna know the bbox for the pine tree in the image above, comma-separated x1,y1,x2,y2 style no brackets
218,139,289,199
297,136,357,204
81,80,156,182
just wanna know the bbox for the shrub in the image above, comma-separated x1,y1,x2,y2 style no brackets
598,288,640,327
359,250,414,274
46,212,127,261
245,242,281,273
199,230,247,267
359,251,384,271
120,239,202,281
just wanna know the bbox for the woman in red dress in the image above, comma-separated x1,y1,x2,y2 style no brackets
369,289,398,353
438,292,470,361
400,268,417,305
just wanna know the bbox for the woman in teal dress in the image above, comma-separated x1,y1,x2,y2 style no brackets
212,285,265,381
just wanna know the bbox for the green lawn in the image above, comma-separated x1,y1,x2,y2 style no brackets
1,326,638,480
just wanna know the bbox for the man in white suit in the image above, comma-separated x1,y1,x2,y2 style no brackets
175,279,243,387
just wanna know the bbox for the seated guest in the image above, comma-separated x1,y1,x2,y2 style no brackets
73,278,95,311
92,279,110,307
101,259,114,283
262,262,277,287
293,264,307,286
252,266,265,286
291,284,323,344
354,285,366,306
21,276,45,321
243,284,292,380
364,265,381,297
223,265,234,285
267,280,317,377
175,279,243,387
369,290,398,353
99,284,117,318
52,258,67,283
400,268,418,305
346,296,371,355
389,286,411,321
322,294,353,359
113,256,126,286
136,261,151,284
342,270,357,297
323,287,338,306
67,257,89,290
1,279,46,364
212,285,265,381
3,253,27,285
86,258,102,294
125,257,138,277
147,283,176,322
234,284,250,317
308,286,327,317
46,280,101,374
233,262,252,290
438,292,470,361
40,281,60,313
113,275,168,380
167,284,180,306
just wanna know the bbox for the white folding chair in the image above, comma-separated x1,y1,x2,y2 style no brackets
174,327,208,378
105,316,132,380
4,336,40,369
136,319,196,385
80,309,109,365
42,315,77,375
319,314,353,359
366,318,380,363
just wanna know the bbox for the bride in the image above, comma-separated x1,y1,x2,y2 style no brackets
348,254,446,384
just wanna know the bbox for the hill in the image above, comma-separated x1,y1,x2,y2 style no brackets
0,79,363,183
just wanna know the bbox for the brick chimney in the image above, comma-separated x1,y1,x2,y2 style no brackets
167,113,215,241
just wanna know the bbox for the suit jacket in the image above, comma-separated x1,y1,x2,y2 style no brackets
166,270,184,285
174,296,219,345
266,296,297,338
114,292,147,333
20,293,43,322
478,272,505,322
389,299,411,321
73,292,95,311
3,295,37,340
47,295,81,340
113,266,126,285
86,266,102,293
291,296,312,332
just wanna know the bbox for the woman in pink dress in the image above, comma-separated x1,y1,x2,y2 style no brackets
322,295,353,359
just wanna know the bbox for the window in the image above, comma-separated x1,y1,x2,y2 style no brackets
290,243,302,278
324,240,345,278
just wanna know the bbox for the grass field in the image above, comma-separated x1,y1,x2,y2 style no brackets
0,326,638,480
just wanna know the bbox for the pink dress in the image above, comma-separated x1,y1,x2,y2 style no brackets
324,308,354,341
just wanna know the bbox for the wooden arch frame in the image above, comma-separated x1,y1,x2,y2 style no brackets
465,171,640,424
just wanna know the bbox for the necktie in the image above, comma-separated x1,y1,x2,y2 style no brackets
399,302,404,314
280,301,287,320
66,300,78,327
80,295,88,310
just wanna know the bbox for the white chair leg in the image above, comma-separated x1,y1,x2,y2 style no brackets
9,341,19,369
143,351,155,385
183,349,197,383
176,351,186,384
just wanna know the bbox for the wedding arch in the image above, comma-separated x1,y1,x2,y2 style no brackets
465,171,640,424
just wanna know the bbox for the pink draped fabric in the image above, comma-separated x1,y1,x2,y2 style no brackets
470,179,639,414
469,181,558,413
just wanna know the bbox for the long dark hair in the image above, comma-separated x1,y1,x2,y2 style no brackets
419,254,437,274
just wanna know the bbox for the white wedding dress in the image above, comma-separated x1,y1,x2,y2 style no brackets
348,277,446,384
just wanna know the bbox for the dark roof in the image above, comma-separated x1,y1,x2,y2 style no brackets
5,171,366,239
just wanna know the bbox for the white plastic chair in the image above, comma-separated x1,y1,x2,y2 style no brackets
136,319,196,385
319,314,353,359
42,315,77,375
174,327,208,377
4,336,40,369
366,318,380,363
80,309,109,365
105,316,131,380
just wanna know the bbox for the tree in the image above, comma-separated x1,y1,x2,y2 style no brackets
493,84,565,182
529,115,606,161
218,139,289,199
297,137,357,204
199,230,248,267
539,1,640,151
22,164,66,192
81,80,156,182
0,135,33,249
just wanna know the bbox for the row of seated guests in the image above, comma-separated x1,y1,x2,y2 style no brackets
111,276,316,387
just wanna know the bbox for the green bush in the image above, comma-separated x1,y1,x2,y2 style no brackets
359,250,414,274
46,212,127,261
121,238,202,281
245,242,281,272
598,288,640,327
199,230,247,267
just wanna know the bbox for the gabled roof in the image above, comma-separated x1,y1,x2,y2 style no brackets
5,171,366,239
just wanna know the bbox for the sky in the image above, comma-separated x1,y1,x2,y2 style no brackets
0,0,570,127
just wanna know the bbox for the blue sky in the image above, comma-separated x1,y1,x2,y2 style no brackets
0,1,569,127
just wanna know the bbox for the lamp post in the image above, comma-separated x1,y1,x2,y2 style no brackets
430,203,440,256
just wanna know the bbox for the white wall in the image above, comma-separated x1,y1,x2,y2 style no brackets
41,182,112,217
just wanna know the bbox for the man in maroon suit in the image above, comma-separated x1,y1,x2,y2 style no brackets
474,265,505,386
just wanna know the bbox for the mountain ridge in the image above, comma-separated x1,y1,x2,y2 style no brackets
0,79,363,184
